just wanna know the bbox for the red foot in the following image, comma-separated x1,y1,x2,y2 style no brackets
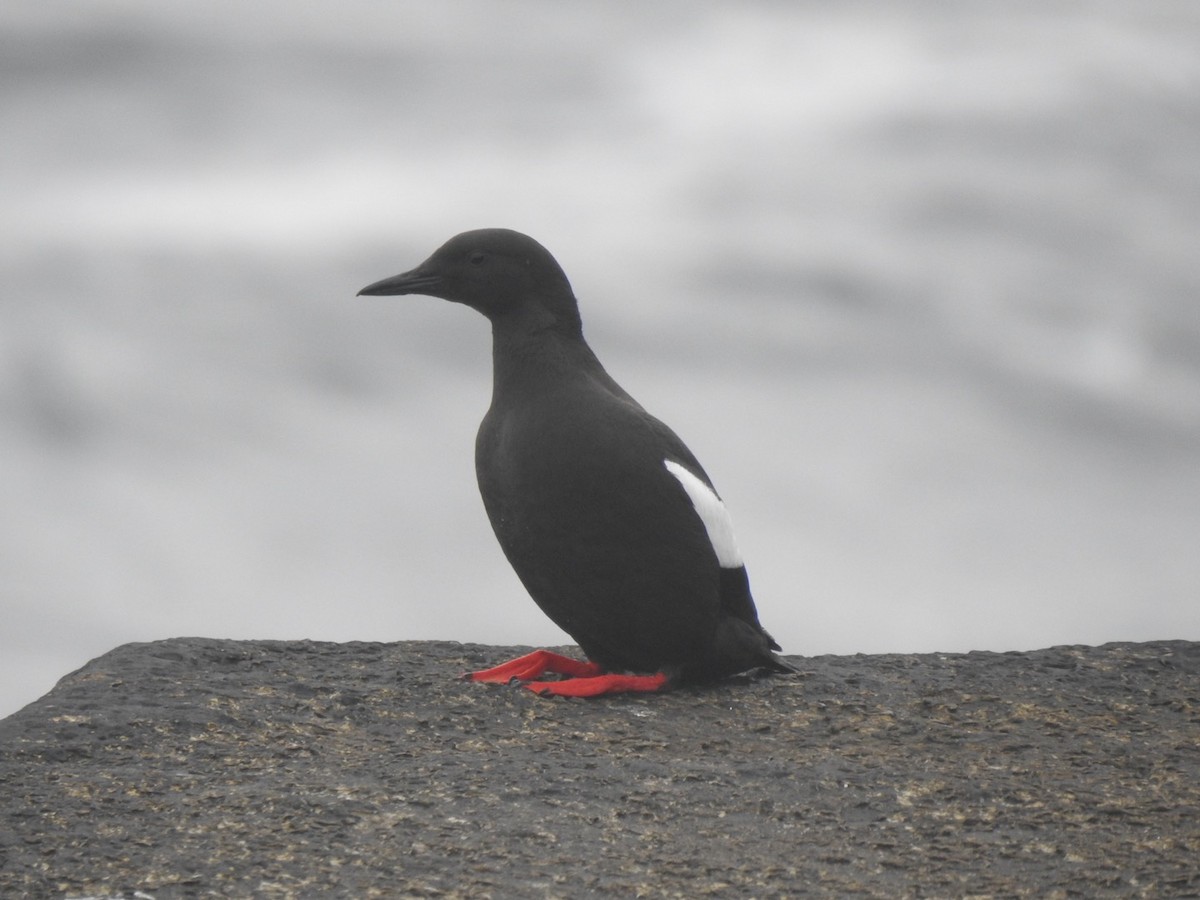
527,672,670,698
467,649,603,684
466,650,670,697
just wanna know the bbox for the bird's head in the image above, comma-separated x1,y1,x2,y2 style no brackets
358,228,582,335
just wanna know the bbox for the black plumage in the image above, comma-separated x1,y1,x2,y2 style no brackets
359,228,795,695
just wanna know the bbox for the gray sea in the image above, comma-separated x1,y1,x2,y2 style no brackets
3,1,1198,718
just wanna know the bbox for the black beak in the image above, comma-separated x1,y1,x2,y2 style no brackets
357,268,442,297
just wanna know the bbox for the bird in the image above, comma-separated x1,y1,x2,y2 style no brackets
358,228,797,697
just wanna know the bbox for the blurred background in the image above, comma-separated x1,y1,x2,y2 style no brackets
3,1,1198,719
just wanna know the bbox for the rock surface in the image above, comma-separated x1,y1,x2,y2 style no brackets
1,638,1198,898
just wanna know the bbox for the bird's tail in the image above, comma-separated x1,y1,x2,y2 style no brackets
761,650,802,676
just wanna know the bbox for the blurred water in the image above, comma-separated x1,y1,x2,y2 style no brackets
3,1,1199,718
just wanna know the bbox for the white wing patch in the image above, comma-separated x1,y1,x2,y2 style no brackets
663,459,743,568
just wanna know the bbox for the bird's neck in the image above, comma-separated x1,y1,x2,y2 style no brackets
489,323,610,402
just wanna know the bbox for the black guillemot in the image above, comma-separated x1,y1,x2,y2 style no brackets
359,228,797,696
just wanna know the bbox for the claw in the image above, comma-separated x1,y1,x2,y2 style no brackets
466,649,669,697
526,672,670,698
467,649,603,683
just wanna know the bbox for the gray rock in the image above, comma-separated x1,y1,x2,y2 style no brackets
2,638,1198,897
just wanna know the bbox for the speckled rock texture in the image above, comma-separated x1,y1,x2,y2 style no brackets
1,638,1197,898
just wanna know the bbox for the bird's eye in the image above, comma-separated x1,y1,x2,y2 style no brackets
468,251,487,266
